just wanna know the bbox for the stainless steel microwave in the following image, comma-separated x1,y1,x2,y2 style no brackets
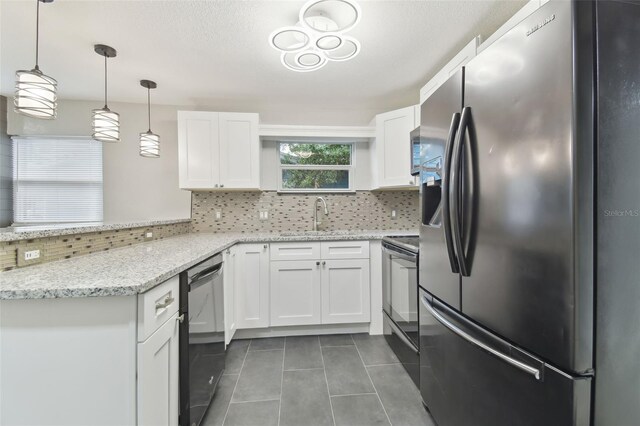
410,126,421,176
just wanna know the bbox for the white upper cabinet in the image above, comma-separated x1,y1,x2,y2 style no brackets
371,105,418,189
178,111,219,189
178,111,260,190
218,113,260,189
419,37,479,105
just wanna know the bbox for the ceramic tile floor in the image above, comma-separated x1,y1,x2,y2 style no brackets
202,334,436,426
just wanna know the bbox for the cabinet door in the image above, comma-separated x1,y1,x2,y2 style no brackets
218,112,260,189
270,260,322,326
137,313,179,426
374,106,417,188
235,244,270,329
322,259,371,324
178,111,220,189
223,247,236,345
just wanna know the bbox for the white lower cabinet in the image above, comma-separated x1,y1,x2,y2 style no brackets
270,260,322,326
224,246,237,345
137,313,180,426
321,259,371,324
235,243,270,329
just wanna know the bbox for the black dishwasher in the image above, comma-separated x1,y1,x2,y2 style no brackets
179,253,226,426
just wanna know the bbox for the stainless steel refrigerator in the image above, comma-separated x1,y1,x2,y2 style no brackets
418,1,640,425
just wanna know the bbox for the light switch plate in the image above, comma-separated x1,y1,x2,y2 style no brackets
391,210,397,220
144,231,153,241
17,245,44,267
215,210,222,221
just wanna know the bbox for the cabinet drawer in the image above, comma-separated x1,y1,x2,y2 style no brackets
321,241,370,260
270,242,321,261
138,275,180,342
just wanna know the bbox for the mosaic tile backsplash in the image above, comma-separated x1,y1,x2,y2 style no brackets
191,191,420,233
0,222,190,271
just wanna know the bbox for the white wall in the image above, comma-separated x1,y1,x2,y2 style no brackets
6,98,191,223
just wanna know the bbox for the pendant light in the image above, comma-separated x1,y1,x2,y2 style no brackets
92,44,119,142
14,0,57,119
139,80,160,158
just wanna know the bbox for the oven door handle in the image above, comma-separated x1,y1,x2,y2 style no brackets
382,243,417,262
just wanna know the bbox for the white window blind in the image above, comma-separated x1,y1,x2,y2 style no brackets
12,137,103,224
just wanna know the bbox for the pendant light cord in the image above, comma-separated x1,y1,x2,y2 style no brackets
147,88,151,132
104,54,108,109
34,0,40,70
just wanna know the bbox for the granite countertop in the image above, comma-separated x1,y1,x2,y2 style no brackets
0,230,417,300
0,218,192,242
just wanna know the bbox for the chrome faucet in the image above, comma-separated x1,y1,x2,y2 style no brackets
313,197,329,231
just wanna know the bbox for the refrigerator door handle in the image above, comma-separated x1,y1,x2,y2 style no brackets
450,106,471,276
442,112,461,273
421,295,542,380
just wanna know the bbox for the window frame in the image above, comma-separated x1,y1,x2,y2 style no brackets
277,141,356,193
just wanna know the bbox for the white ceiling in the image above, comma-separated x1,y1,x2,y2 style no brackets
0,0,526,125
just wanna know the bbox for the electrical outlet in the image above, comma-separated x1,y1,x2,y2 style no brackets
144,231,153,240
17,245,44,267
391,210,397,220
259,210,269,221
24,249,41,260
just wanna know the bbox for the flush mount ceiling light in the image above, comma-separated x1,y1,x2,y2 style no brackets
92,44,120,143
139,80,160,158
269,0,361,72
14,0,57,119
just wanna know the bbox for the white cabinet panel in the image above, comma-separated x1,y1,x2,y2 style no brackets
219,113,260,189
178,111,219,189
321,259,371,324
178,111,260,190
419,37,479,105
137,313,179,426
372,106,418,189
270,260,322,326
321,241,369,260
236,244,270,329
137,275,180,342
224,247,237,345
270,242,321,261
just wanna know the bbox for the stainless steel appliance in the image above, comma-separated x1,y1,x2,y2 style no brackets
382,236,420,387
410,127,421,176
179,254,226,426
418,1,640,425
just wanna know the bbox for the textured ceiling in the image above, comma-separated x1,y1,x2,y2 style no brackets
0,0,527,124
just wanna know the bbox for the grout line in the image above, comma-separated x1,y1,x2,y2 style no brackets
277,336,286,426
319,344,356,348
351,334,392,426
364,362,402,368
223,339,252,426
247,348,285,352
228,398,281,405
330,392,378,398
319,335,337,426
283,367,325,372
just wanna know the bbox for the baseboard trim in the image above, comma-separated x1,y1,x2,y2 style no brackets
233,323,371,339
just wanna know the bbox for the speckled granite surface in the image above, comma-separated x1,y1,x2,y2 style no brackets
0,219,191,242
0,230,417,300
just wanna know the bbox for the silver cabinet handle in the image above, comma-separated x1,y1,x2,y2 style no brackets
176,314,185,323
155,295,175,311
322,261,326,266
220,184,224,188
208,376,214,385
316,261,320,266
421,295,541,380
214,184,219,188
263,244,268,249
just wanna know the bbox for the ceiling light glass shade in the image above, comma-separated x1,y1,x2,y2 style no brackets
140,131,160,158
299,0,361,33
281,51,328,72
14,68,57,119
324,36,360,61
92,108,120,142
269,26,311,52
